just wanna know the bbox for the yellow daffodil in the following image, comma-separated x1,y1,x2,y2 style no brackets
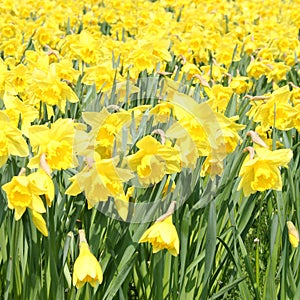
238,147,293,196
229,76,250,94
127,43,159,79
200,154,225,178
139,215,179,256
266,62,290,83
82,109,131,159
291,87,300,106
0,110,29,167
69,30,103,65
246,60,271,80
3,93,38,136
2,170,47,220
216,114,246,154
287,221,300,248
28,118,77,171
73,230,103,289
82,62,122,93
200,65,228,82
66,155,134,208
206,84,233,113
29,169,55,207
127,135,181,186
166,122,198,169
181,63,201,81
293,105,300,133
4,63,31,95
173,114,211,157
28,64,79,113
149,102,176,124
247,85,297,131
53,59,81,84
33,24,63,50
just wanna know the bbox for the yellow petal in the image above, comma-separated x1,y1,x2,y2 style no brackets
14,207,27,221
31,210,48,236
30,195,46,214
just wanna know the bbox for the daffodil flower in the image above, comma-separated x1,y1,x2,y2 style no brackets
287,221,300,248
2,170,47,220
238,147,293,196
28,118,77,171
139,215,180,256
127,135,181,186
73,230,103,289
0,110,29,167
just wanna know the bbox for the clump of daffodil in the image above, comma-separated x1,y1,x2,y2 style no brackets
139,202,179,256
238,146,293,196
287,221,300,248
73,229,103,289
247,85,297,131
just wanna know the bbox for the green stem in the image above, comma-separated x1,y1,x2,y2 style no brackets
255,239,260,289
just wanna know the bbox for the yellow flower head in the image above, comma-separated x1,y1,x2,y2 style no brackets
82,62,122,93
139,216,180,256
246,60,271,80
3,93,38,136
82,109,131,159
128,135,181,186
247,85,297,131
66,155,134,209
28,64,79,113
0,110,29,167
206,84,233,113
229,76,250,94
2,172,47,220
73,231,103,289
287,221,300,248
149,102,176,124
28,118,77,171
238,147,293,196
69,30,103,65
4,63,31,95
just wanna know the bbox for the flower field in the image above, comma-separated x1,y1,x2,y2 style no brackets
1,0,300,299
